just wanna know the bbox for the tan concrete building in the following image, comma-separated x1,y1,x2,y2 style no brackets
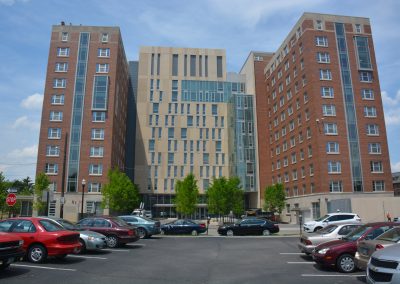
248,13,394,223
36,24,130,221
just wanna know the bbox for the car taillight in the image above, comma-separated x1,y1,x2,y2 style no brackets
375,244,384,250
128,230,134,236
305,239,312,245
199,223,206,228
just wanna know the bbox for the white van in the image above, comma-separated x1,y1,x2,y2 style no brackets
303,212,361,233
132,209,152,219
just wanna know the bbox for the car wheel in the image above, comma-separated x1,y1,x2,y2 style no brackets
28,244,47,263
76,239,86,254
105,235,119,248
137,227,147,239
313,227,322,232
227,230,234,237
191,230,198,236
337,254,356,273
262,229,271,236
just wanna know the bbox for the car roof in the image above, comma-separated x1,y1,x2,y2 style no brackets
326,213,357,216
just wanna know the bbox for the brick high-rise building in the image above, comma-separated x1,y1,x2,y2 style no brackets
246,13,393,223
36,24,130,220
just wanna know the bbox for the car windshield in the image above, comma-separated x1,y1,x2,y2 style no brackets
58,219,78,230
342,225,372,241
111,217,128,227
39,219,65,232
318,225,338,234
377,227,400,243
314,215,329,222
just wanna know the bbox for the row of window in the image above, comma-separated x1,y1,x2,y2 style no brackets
148,152,226,166
149,140,222,156
57,47,110,58
151,102,220,116
46,145,104,157
149,114,225,129
45,163,103,176
60,32,109,43
48,128,105,140
149,127,224,141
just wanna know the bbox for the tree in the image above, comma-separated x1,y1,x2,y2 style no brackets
34,173,50,215
207,176,244,217
101,168,140,214
263,183,285,214
174,173,199,217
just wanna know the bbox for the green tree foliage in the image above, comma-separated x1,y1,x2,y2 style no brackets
0,172,10,214
101,168,140,214
263,183,286,214
174,173,199,217
207,176,244,217
34,172,50,214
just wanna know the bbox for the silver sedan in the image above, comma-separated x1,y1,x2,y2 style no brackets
298,223,362,255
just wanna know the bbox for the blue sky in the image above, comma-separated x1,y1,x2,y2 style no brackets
0,0,399,181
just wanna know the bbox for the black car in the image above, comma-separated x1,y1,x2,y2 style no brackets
218,218,279,236
161,219,206,236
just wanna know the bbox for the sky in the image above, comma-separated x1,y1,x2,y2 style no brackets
0,0,399,182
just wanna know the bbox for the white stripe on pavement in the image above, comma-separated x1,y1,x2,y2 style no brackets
68,255,107,260
280,253,303,255
302,274,365,277
12,264,76,271
130,243,146,247
287,261,316,264
103,249,130,252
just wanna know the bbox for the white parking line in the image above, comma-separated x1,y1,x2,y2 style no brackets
130,244,146,247
287,261,316,264
103,249,130,252
68,255,107,260
302,274,365,277
11,264,76,271
280,253,303,255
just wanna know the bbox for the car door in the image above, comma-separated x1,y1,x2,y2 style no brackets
182,220,194,234
92,219,112,236
9,220,37,250
325,215,339,226
250,219,265,235
172,220,184,234
239,219,252,235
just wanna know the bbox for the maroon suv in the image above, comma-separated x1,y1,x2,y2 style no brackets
312,222,398,273
77,216,139,248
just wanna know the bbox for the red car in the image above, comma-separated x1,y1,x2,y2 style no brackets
77,216,139,248
312,222,398,273
0,217,81,263
0,232,25,270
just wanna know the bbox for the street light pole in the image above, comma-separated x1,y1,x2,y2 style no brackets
81,179,86,220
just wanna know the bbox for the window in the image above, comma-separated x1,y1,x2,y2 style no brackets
61,32,68,41
181,128,187,139
322,104,336,116
172,54,178,76
308,145,313,157
55,62,68,72
91,129,104,140
90,146,104,157
328,161,341,173
360,71,373,82
370,161,383,173
217,56,223,78
46,145,60,157
330,181,343,192
48,128,61,139
212,104,218,116
57,47,69,57
283,157,288,167
321,87,334,98
203,153,209,165
364,106,377,117
320,69,332,80
292,170,298,181
355,36,372,69
372,181,385,192
89,164,103,175
53,78,66,88
98,48,110,57
361,89,374,100
324,123,338,135
368,143,381,154
291,152,297,163
168,128,174,139
50,111,63,121
309,164,314,176
190,55,196,76
316,20,323,30
168,153,174,164
315,36,328,47
51,94,64,105
92,111,106,122
326,142,339,154
355,24,362,33
88,183,102,193
101,33,109,43
216,141,222,152
316,52,330,63
366,124,379,136
152,103,159,114
45,163,58,174
96,63,109,73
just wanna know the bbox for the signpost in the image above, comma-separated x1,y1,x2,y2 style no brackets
6,193,17,207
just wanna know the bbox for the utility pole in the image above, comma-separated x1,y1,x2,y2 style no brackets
60,132,68,218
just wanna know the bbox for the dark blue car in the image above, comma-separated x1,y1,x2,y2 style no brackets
161,219,206,236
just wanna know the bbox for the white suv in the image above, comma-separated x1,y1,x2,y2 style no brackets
303,213,361,233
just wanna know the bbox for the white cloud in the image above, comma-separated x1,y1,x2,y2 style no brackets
8,144,38,159
382,90,400,126
12,116,40,130
21,93,43,110
0,0,29,6
391,161,400,173
382,90,400,106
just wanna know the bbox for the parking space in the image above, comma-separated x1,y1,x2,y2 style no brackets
1,236,367,284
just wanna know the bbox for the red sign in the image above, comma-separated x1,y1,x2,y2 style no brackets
6,193,17,207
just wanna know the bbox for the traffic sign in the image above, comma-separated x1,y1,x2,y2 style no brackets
6,193,17,207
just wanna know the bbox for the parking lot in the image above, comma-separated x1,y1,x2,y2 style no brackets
1,236,366,284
